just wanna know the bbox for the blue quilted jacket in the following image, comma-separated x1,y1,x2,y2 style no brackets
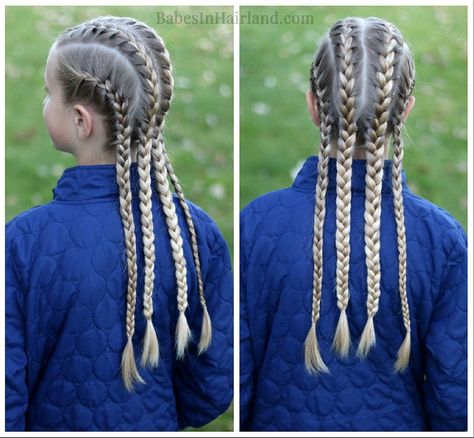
6,163,233,431
240,156,467,431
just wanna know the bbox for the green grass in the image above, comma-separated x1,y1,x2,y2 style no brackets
240,6,467,230
5,5,233,431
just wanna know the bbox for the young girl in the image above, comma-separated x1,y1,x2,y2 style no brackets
240,17,467,431
6,16,233,431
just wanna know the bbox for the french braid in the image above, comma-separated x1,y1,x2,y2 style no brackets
357,26,397,357
307,17,416,372
333,22,357,357
305,62,333,373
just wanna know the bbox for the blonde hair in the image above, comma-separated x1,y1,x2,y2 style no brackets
306,17,415,373
54,17,212,390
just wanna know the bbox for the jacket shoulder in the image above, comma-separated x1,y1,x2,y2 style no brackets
182,199,228,252
6,204,51,238
403,191,466,252
241,187,296,219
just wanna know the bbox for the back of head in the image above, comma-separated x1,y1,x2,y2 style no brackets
305,17,415,374
52,16,212,391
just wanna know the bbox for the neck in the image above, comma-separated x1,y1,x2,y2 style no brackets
327,137,391,160
72,144,138,166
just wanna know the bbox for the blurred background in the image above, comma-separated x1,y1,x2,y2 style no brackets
240,6,467,230
5,5,233,432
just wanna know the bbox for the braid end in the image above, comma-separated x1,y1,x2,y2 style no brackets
357,316,376,358
394,331,411,372
304,322,329,374
175,311,192,359
197,305,212,355
141,318,160,368
332,309,351,357
121,337,145,391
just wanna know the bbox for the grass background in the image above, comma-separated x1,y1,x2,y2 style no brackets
240,6,468,230
5,6,233,432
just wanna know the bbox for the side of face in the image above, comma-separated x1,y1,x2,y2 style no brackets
42,49,75,153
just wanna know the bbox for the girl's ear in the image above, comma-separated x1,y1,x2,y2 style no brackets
72,104,93,140
402,95,416,122
306,89,321,127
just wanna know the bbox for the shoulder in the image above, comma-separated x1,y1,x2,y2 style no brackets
177,197,229,254
6,204,51,242
240,187,305,243
241,187,298,224
403,190,466,257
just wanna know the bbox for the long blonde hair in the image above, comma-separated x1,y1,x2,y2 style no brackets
54,16,212,390
306,17,415,373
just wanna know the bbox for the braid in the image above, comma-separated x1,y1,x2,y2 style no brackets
133,32,192,358
151,139,191,357
62,65,145,390
305,67,333,373
134,24,212,353
391,106,411,371
357,27,397,357
333,23,357,357
160,137,211,353
88,19,198,357
390,38,414,371
58,22,163,366
129,28,161,369
111,84,146,389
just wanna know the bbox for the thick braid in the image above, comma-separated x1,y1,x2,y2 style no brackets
304,78,332,374
357,27,397,357
333,23,357,357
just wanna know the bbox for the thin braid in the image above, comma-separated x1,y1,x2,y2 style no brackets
357,27,397,357
333,23,357,357
90,20,195,357
151,138,191,358
159,137,211,353
137,119,159,368
106,27,161,368
59,22,164,366
392,100,411,372
136,26,212,353
137,42,192,359
67,67,145,390
304,79,332,374
111,84,146,390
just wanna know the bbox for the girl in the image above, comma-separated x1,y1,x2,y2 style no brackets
6,16,233,431
240,17,467,431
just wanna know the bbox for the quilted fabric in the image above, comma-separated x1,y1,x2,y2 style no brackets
240,156,467,431
6,162,233,431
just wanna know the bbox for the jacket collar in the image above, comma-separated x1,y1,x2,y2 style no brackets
53,162,155,202
292,156,408,194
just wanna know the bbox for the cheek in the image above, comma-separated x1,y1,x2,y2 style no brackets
43,98,70,150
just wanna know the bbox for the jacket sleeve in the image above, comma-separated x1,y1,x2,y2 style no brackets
174,214,233,429
5,220,29,431
424,226,467,431
239,208,257,431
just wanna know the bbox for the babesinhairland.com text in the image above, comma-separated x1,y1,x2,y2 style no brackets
156,10,314,26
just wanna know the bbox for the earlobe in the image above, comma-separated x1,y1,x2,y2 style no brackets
306,90,321,127
73,104,93,140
